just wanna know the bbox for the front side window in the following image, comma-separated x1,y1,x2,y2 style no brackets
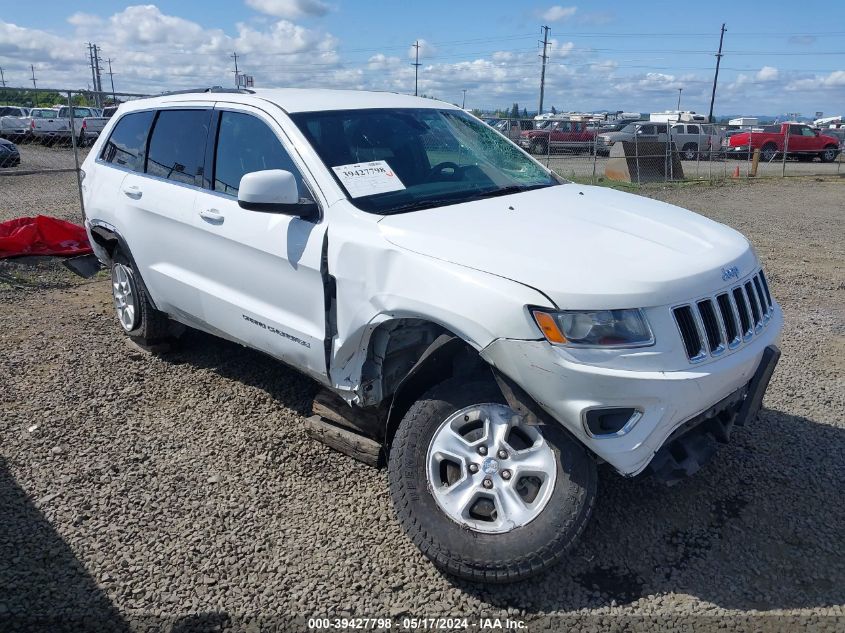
146,109,210,186
100,110,155,172
291,108,559,214
213,111,309,198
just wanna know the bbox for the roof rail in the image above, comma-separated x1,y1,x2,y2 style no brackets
158,86,256,96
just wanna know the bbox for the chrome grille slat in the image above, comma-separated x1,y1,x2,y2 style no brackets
673,269,775,362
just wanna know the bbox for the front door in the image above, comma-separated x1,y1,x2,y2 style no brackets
189,105,329,380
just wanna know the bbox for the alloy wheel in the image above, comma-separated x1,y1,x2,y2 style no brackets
426,403,557,534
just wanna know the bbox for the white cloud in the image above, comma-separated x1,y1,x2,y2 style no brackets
1,5,843,115
408,39,436,60
756,66,779,81
244,0,330,19
822,70,845,87
541,6,577,22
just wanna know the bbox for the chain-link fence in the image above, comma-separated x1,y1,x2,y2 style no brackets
3,90,844,229
0,87,149,226
486,116,844,185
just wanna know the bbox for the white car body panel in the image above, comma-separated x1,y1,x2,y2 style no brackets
80,88,783,477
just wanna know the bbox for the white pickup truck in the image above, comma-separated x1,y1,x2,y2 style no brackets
56,106,109,145
0,106,31,139
28,108,67,143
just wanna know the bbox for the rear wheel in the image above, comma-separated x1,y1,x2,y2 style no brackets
388,378,597,583
530,139,548,155
761,143,778,162
681,143,698,161
111,249,170,344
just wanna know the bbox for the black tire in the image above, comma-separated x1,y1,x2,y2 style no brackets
111,249,170,344
761,143,778,162
77,131,86,147
530,139,548,155
388,377,597,583
820,145,839,163
681,143,698,161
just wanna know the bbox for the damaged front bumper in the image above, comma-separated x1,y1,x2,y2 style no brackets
481,308,782,477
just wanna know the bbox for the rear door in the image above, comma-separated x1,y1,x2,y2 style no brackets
119,106,214,319
188,104,329,379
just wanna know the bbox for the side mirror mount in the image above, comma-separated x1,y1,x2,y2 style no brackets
237,169,318,220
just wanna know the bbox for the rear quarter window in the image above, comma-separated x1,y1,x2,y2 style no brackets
100,110,155,172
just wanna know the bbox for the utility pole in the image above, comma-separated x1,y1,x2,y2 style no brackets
461,89,466,109
0,67,5,87
538,25,550,115
231,51,240,88
88,43,98,103
107,58,116,102
677,88,683,111
30,64,37,89
708,23,726,123
412,41,421,96
93,44,104,107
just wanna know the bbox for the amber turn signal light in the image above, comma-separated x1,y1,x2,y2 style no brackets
532,310,567,344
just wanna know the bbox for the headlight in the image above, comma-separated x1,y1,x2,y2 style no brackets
532,308,654,347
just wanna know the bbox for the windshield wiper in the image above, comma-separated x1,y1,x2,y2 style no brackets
380,184,554,215
460,183,553,202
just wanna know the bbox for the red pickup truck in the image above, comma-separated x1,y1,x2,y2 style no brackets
519,119,596,154
724,123,840,162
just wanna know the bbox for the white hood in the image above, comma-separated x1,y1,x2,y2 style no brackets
378,184,756,309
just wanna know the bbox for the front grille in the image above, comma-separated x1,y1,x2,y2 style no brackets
673,270,775,362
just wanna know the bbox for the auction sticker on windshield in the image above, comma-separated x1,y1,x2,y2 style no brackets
332,160,406,198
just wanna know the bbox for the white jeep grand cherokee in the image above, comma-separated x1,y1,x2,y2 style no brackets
81,88,782,583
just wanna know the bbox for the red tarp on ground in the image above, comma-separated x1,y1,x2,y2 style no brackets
0,215,92,258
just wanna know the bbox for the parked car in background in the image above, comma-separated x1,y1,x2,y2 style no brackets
56,106,109,145
0,106,31,140
724,123,840,162
493,118,534,141
596,121,723,159
28,108,68,143
519,119,596,154
81,88,782,583
102,106,119,119
670,122,725,160
596,121,668,155
0,137,21,167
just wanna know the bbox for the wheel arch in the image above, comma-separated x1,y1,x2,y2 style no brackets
356,318,492,449
87,221,161,311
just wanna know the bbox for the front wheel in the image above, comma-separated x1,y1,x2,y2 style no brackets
388,378,597,583
820,146,839,163
681,143,698,161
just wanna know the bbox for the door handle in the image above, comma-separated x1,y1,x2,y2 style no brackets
199,208,225,224
122,185,142,199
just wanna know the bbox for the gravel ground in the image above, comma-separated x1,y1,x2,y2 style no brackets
1,177,844,631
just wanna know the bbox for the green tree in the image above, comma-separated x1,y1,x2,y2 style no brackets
510,102,519,119
522,107,528,118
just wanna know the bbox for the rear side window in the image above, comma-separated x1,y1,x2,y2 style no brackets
100,110,155,172
146,109,210,186
213,111,309,198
